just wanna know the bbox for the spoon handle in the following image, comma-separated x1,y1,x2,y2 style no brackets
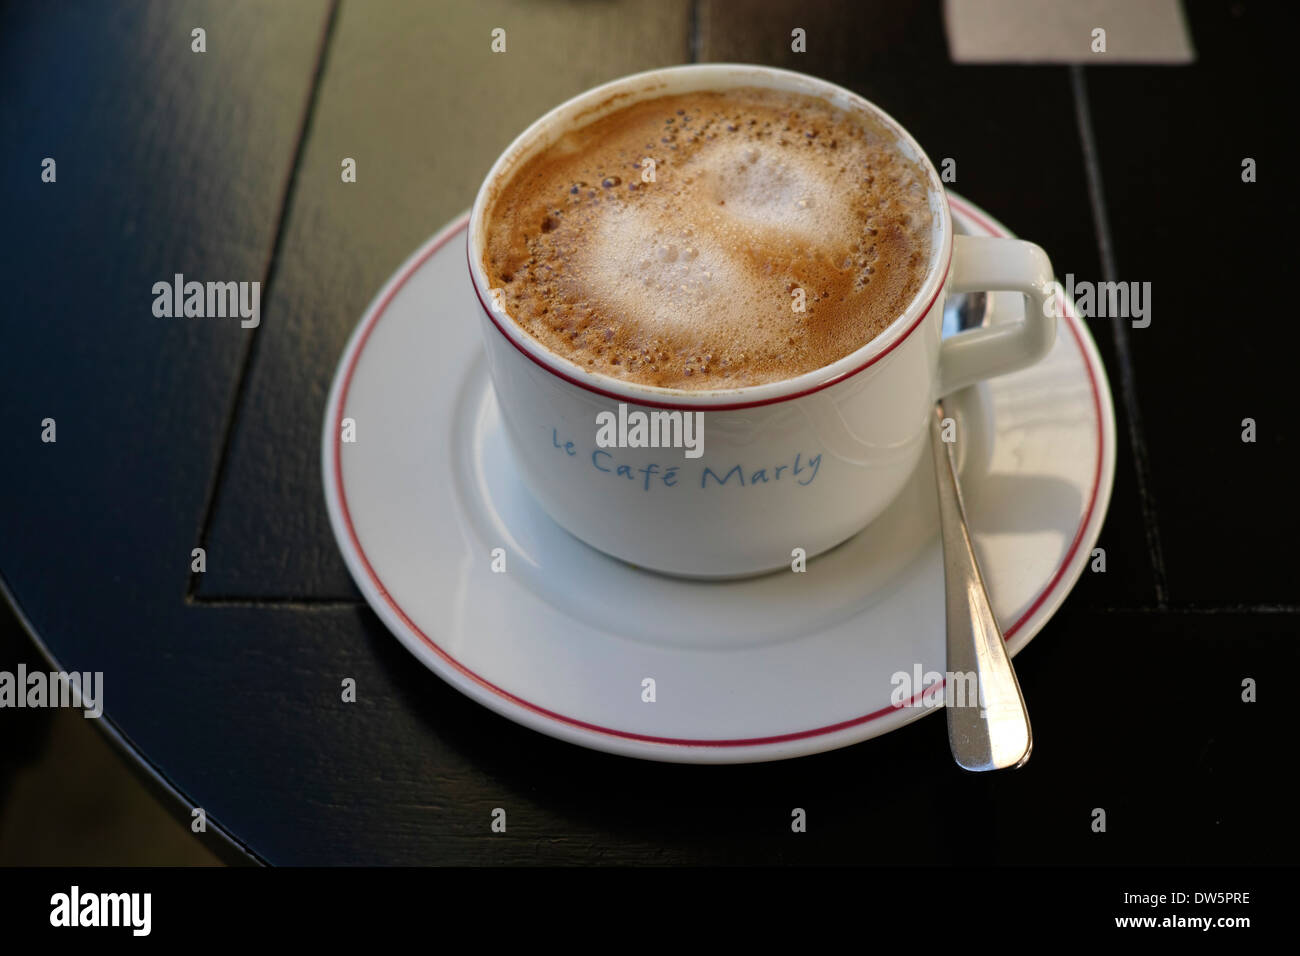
928,402,1033,771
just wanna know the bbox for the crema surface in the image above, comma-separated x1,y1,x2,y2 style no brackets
483,88,934,390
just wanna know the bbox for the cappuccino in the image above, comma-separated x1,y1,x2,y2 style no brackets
482,87,934,390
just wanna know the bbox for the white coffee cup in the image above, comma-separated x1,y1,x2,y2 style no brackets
468,64,1056,578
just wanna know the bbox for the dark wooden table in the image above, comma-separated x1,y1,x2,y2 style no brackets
2,1,1295,865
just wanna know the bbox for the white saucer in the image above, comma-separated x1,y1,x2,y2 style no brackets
322,193,1116,764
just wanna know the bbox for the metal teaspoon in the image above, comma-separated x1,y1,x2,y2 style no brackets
928,400,1032,771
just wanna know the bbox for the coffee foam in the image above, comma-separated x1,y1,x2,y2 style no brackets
482,87,934,390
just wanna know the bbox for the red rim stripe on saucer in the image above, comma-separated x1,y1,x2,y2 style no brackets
331,196,1104,747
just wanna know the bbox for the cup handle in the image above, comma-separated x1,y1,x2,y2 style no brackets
936,235,1058,396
